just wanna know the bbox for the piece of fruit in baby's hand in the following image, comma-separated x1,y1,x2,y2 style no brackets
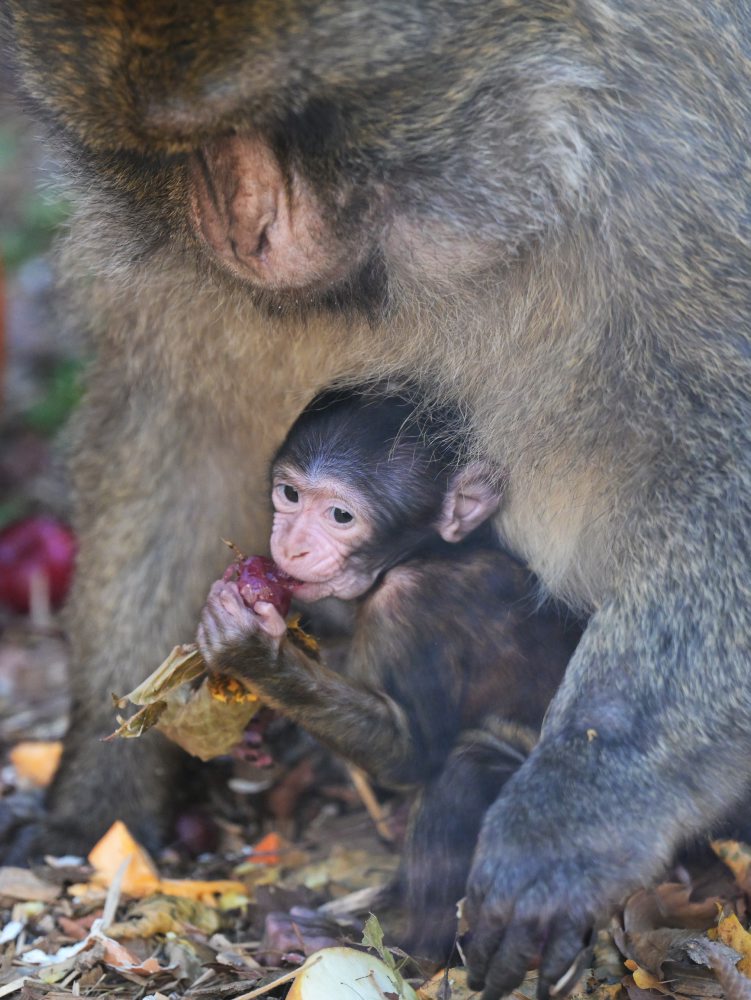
108,548,301,759
223,553,300,616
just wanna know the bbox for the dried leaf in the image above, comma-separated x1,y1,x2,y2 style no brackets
712,841,751,896
24,919,167,979
157,877,248,905
622,975,665,1000
97,935,162,975
592,928,627,981
57,914,96,941
294,846,395,892
9,741,62,788
0,978,27,998
232,863,284,889
106,700,168,741
161,936,207,982
623,961,664,992
210,935,263,973
286,616,321,660
686,937,751,1000
624,884,722,934
217,889,252,911
155,678,259,761
109,642,261,758
106,895,222,939
709,914,751,976
247,833,284,866
74,821,247,903
206,674,260,704
234,834,309,877
124,645,205,705
318,885,386,918
0,867,59,903
88,820,161,897
418,968,477,1000
360,912,410,996
589,986,626,1000
615,884,723,981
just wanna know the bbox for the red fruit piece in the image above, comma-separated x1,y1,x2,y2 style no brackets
226,555,298,616
0,516,77,614
174,809,220,856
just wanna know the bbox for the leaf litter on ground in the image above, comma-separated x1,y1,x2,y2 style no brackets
3,810,751,1000
4,754,751,1000
5,626,751,999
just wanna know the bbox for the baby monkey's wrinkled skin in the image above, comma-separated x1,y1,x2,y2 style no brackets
198,386,581,962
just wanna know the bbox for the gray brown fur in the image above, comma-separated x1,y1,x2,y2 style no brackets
202,546,578,960
3,3,751,998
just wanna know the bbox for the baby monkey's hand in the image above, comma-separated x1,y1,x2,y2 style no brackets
197,580,286,667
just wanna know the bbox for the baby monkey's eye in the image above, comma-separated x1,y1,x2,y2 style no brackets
280,484,299,503
332,507,354,524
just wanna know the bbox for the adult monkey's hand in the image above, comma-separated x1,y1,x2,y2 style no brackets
465,759,622,1000
466,576,743,1000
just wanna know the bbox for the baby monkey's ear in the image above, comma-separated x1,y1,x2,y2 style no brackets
436,464,503,543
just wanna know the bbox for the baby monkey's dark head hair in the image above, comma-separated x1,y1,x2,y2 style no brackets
273,382,499,570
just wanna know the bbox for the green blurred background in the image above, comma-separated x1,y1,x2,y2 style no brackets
0,63,82,531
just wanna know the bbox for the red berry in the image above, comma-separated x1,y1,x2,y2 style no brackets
226,555,298,616
0,516,77,614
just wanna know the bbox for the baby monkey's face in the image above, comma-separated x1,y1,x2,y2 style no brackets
270,465,378,602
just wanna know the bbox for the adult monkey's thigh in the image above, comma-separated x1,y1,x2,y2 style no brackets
9,237,352,857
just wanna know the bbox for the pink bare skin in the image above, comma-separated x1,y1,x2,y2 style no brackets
198,470,379,659
197,470,379,664
269,467,379,602
189,134,369,291
197,580,286,664
197,460,499,663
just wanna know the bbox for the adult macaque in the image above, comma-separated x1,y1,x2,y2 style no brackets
198,385,581,960
5,3,751,997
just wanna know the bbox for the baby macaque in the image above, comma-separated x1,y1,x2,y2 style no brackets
198,384,581,959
